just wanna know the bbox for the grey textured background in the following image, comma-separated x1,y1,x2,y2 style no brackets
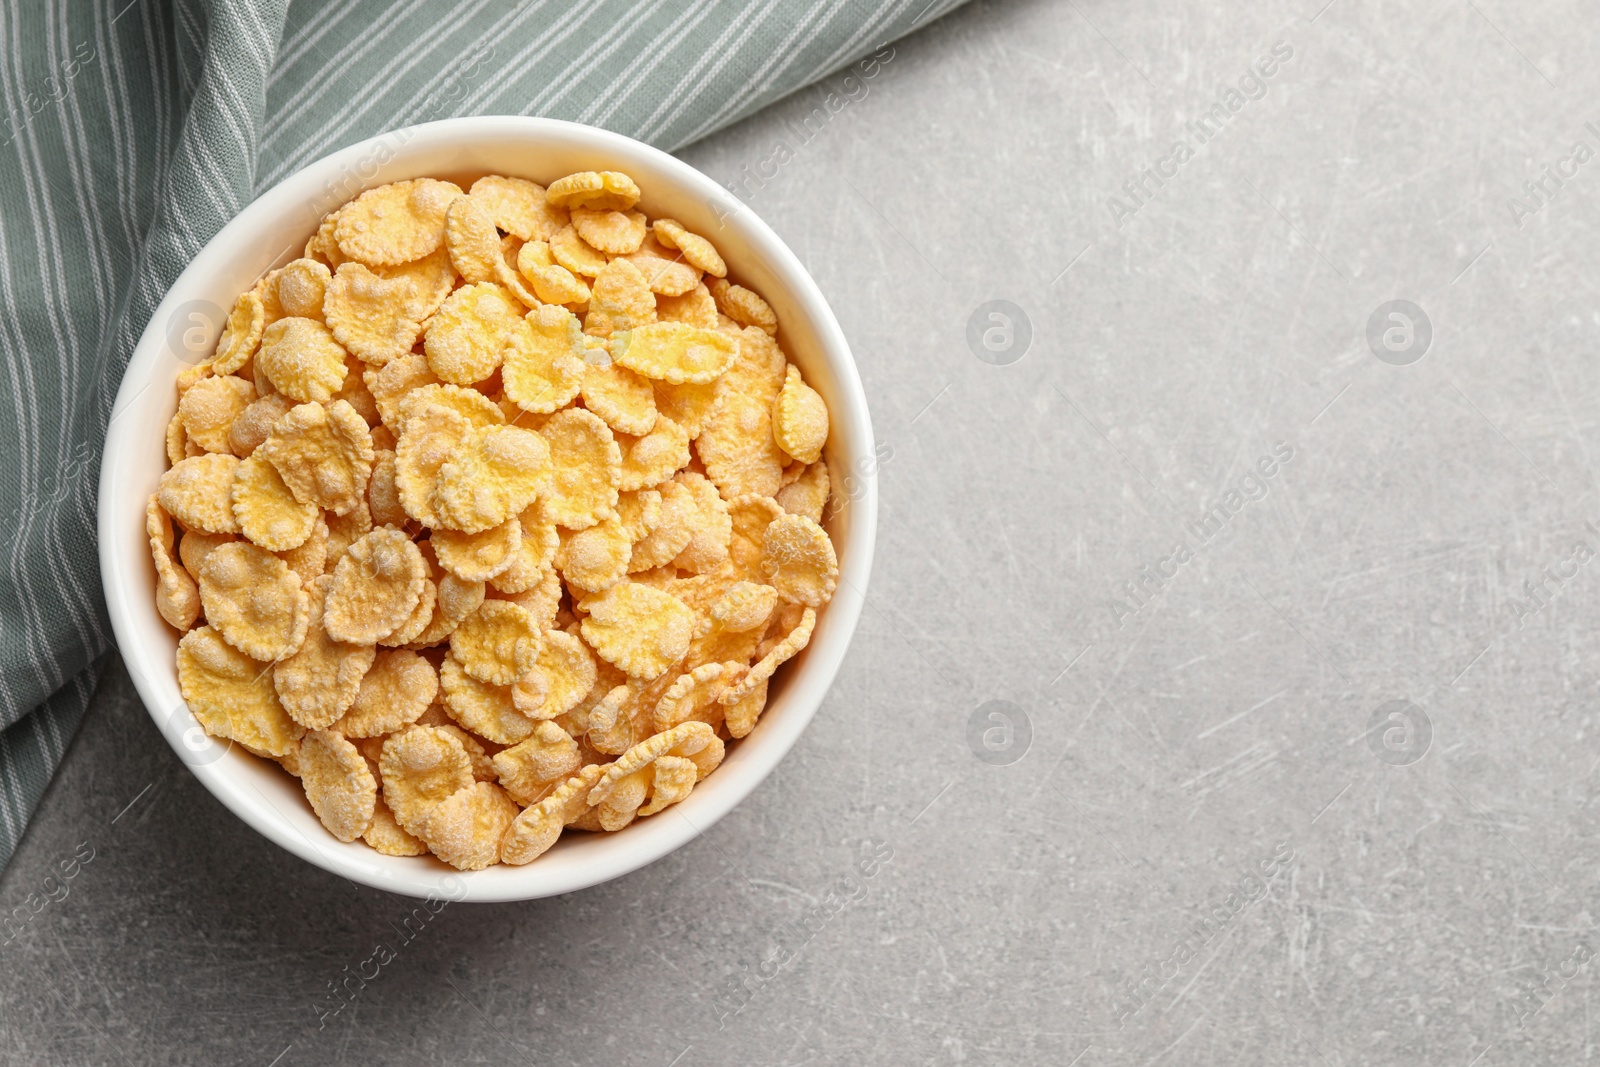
5,0,1600,1062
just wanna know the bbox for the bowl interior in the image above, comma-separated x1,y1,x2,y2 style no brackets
99,118,876,901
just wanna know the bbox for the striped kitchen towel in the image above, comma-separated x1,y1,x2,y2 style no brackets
0,0,966,871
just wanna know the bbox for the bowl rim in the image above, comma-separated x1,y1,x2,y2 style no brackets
97,115,877,901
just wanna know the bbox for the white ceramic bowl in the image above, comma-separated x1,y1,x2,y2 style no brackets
98,117,876,902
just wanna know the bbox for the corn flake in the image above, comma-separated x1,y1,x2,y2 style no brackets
469,175,568,241
369,423,397,451
640,755,703,818
707,580,778,634
367,353,442,433
438,649,539,744
444,194,503,287
626,478,695,572
198,541,310,662
212,292,266,376
299,730,377,842
492,720,582,805
722,606,815,705
375,246,458,322
652,218,727,278
724,677,768,738
335,178,461,266
583,259,656,339
720,325,788,405
661,474,728,576
773,364,828,465
274,259,328,322
177,626,303,757
518,629,597,721
379,725,475,836
662,560,739,614
709,278,777,335
614,487,662,538
655,288,718,338
395,403,472,528
307,210,346,270
588,684,668,767
555,518,633,593
591,767,649,830
324,528,427,644
418,780,520,871
324,498,373,569
491,567,561,631
548,224,609,277
619,234,703,297
253,267,286,328
611,417,687,495
487,511,558,594
546,170,640,212
578,581,694,679
502,305,586,413
332,354,380,426
775,459,831,524
517,241,591,305
176,363,211,401
378,571,437,646
653,381,721,449
585,672,676,756
276,514,329,583
612,321,736,385
501,232,526,271
512,666,549,716
364,795,428,856
435,723,498,782
178,529,236,583
408,570,486,648
725,493,783,579
274,574,374,728
259,399,375,516
500,764,605,865
686,617,763,675
256,317,349,403
159,453,241,534
571,207,646,255
495,258,541,311
367,449,406,526
432,516,520,582
147,496,200,631
229,452,318,552
397,381,505,431
562,657,626,734
761,514,838,607
653,661,735,733
423,281,521,385
538,408,621,529
178,374,255,454
332,648,438,737
433,423,551,533
697,390,785,499
450,599,541,685
324,262,422,366
165,411,189,466
587,721,721,825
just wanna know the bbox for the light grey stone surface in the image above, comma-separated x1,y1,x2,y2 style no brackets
6,0,1600,1062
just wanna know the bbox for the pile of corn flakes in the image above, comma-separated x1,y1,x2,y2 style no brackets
150,171,838,870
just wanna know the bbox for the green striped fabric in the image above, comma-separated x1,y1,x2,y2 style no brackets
0,0,964,871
